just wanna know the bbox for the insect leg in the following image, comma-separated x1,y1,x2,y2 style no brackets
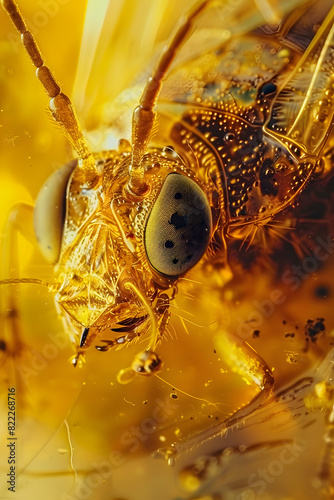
1,203,35,346
164,333,274,463
0,204,35,390
1,0,98,186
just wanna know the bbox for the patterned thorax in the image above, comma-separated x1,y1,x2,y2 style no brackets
171,104,314,225
155,32,318,233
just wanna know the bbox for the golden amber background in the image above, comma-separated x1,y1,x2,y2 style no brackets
0,1,334,499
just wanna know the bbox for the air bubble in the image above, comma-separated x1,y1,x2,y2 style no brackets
224,132,235,142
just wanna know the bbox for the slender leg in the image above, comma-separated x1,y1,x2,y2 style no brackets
162,332,274,463
0,203,35,383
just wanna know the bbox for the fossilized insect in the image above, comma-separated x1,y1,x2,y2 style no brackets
1,0,334,491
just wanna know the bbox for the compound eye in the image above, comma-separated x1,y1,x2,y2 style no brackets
144,173,212,278
33,160,76,263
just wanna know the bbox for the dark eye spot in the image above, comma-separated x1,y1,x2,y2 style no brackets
169,212,188,229
186,254,193,261
315,286,329,299
259,82,277,96
172,258,179,264
174,192,182,199
165,240,174,248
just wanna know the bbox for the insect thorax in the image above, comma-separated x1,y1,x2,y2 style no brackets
169,102,315,231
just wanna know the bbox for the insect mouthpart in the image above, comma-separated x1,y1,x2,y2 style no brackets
111,314,148,332
95,315,149,352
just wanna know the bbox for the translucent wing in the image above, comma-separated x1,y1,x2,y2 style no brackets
95,0,327,146
267,3,334,156
72,0,196,132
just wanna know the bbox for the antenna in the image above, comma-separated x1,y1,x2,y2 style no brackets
129,0,209,194
1,0,98,187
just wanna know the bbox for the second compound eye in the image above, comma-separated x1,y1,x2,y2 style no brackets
144,173,212,278
33,160,76,263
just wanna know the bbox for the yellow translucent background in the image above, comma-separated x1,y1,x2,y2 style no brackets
0,1,334,500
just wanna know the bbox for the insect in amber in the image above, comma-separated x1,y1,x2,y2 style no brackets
1,1,334,499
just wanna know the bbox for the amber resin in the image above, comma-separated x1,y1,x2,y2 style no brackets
1,1,334,499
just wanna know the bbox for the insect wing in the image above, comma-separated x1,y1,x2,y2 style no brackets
77,0,312,148
72,0,196,136
154,0,334,227
266,3,334,156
